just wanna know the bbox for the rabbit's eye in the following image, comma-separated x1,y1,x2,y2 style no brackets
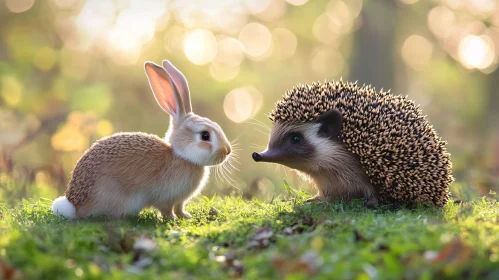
201,131,210,141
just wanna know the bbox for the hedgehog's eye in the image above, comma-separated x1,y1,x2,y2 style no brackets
290,134,302,144
201,131,210,141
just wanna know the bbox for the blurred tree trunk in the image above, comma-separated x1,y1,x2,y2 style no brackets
350,1,396,90
487,70,499,175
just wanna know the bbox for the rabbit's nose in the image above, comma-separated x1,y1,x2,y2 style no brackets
226,147,232,155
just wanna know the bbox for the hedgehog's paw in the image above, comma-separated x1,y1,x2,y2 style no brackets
305,194,323,203
365,196,379,208
178,211,192,219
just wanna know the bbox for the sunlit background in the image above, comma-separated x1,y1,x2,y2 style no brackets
1,0,498,203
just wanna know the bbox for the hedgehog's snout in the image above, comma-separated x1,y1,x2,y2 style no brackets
252,150,282,163
252,152,263,162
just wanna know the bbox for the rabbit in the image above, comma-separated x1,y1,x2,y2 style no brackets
51,60,232,220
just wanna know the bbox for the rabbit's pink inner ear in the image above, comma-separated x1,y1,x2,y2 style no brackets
144,62,178,115
162,60,192,113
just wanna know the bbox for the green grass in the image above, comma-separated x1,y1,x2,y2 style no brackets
1,194,499,279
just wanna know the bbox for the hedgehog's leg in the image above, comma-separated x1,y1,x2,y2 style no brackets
157,203,176,220
174,202,192,219
365,196,379,208
305,193,323,203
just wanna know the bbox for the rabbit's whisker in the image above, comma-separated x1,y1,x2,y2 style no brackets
219,164,236,187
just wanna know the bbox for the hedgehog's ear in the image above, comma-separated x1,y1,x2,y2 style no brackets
317,109,343,139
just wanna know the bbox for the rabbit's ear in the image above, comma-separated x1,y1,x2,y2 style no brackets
162,60,192,113
144,61,185,120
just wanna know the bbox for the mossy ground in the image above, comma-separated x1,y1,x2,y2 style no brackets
1,192,499,279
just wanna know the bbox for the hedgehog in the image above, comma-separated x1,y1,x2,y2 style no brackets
252,80,453,207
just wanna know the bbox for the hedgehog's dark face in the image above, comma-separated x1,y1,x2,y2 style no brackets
252,110,343,172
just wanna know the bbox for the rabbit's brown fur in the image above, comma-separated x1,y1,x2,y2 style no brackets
66,132,207,219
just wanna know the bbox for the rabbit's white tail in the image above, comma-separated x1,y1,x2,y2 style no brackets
52,196,76,219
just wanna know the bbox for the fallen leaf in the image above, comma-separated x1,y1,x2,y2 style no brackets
212,252,244,278
353,230,369,242
318,220,334,226
132,236,157,263
133,237,157,253
232,261,244,278
432,238,473,267
120,231,138,253
282,222,305,236
423,251,438,261
92,255,110,272
209,207,218,218
134,257,153,269
271,250,321,277
214,252,237,267
126,257,153,274
302,215,314,227
377,243,390,251
283,226,294,236
224,252,236,267
249,225,273,249
0,261,21,280
214,255,227,263
104,227,138,254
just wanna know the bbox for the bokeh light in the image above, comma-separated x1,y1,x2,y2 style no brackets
5,0,36,13
75,0,116,43
253,0,287,22
342,0,363,19
285,0,309,6
445,0,464,9
210,63,240,82
115,9,156,45
223,86,263,123
51,112,90,152
33,47,58,71
273,28,298,60
398,0,420,4
244,0,271,14
53,0,79,9
164,26,186,54
107,26,142,65
428,6,456,38
1,76,23,107
69,0,168,63
96,120,114,138
401,35,433,70
326,0,355,34
458,35,495,70
183,29,218,65
0,111,38,149
60,47,90,80
239,23,272,58
467,0,497,16
313,14,339,45
311,47,345,76
214,38,245,67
